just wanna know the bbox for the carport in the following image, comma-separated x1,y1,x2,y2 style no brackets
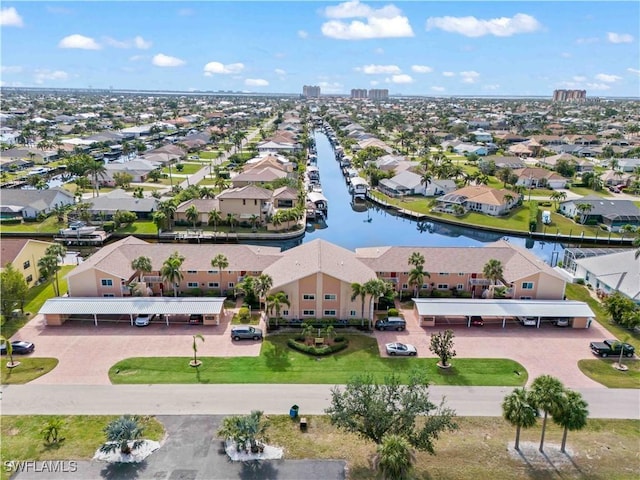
413,298,595,328
39,297,226,326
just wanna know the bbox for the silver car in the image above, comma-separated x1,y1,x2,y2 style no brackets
385,342,417,356
231,326,263,341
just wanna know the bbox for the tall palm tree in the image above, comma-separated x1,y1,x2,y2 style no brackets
0,335,15,367
185,204,199,228
255,273,273,311
483,259,504,286
208,209,222,233
364,278,391,326
86,160,107,197
152,211,167,234
576,203,593,224
158,201,177,230
372,434,416,480
131,256,153,282
44,243,67,296
191,334,205,367
550,191,567,210
552,389,589,453
226,213,236,232
502,387,538,451
350,282,368,321
38,255,61,296
266,291,290,320
211,253,229,295
408,265,429,298
160,251,185,297
530,375,565,452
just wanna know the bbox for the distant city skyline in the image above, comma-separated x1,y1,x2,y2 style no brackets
1,1,639,97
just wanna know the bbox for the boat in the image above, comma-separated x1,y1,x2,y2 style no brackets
58,221,98,236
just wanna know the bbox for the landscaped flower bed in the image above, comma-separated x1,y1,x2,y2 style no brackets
287,336,349,356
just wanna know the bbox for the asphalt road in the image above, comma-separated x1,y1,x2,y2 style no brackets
2,384,638,419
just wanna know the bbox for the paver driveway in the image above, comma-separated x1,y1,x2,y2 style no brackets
376,306,614,388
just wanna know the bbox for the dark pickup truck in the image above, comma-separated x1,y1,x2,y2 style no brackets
590,339,635,358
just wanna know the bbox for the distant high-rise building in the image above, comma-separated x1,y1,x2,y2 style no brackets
368,89,389,100
302,85,321,98
351,88,368,99
553,89,586,102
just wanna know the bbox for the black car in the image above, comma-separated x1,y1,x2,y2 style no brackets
374,317,406,331
1,340,35,355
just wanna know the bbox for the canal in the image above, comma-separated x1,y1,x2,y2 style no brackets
302,132,565,265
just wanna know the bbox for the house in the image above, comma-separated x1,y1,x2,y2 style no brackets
101,160,160,185
0,147,58,164
378,171,455,198
256,140,300,155
470,129,493,142
538,153,594,173
514,167,568,189
87,189,159,220
0,238,57,287
230,167,288,187
558,196,640,231
572,250,639,303
174,199,220,225
0,188,75,219
435,185,519,216
453,143,488,156
216,184,274,224
272,186,299,210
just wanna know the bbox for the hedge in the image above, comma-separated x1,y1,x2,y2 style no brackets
287,337,349,356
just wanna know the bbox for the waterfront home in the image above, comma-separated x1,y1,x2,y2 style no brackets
538,153,594,173
231,166,289,187
217,184,274,224
558,196,640,231
101,159,160,185
571,250,639,304
378,171,454,197
513,167,568,189
256,140,300,155
87,189,159,220
0,188,75,219
0,238,57,286
174,199,220,225
434,185,518,216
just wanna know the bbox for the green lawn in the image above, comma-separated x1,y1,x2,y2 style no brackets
1,358,58,384
0,415,164,480
565,283,640,351
162,163,203,175
569,186,612,198
0,215,61,233
198,150,221,159
116,220,158,235
578,359,640,388
109,334,527,386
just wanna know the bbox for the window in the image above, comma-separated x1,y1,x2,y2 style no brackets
437,283,449,290
458,272,465,276
228,282,234,288
23,260,30,269
208,282,219,288
303,294,315,300
439,272,448,276
26,275,33,283
187,282,198,288
324,310,337,316
324,294,336,300
521,282,534,290
520,296,532,300
303,309,315,316
349,310,357,316
101,279,113,287
208,270,216,274
421,283,429,288
282,310,289,316
103,293,115,297
187,270,197,274
401,283,408,289
457,284,464,290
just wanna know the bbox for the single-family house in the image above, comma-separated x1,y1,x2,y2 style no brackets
0,238,57,287
0,188,75,219
435,185,519,216
174,199,220,225
87,189,159,220
216,184,274,224
470,129,493,142
572,250,639,303
559,196,640,231
514,167,568,189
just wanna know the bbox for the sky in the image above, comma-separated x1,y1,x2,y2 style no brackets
1,1,639,97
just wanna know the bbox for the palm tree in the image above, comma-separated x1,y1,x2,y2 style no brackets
99,415,145,455
552,389,589,453
408,265,429,298
249,213,260,232
226,213,236,232
255,273,273,311
44,244,66,296
266,291,290,320
158,201,177,230
152,211,167,234
185,204,199,228
530,375,565,452
372,434,416,480
364,278,392,325
38,255,61,296
550,191,567,210
86,160,107,197
211,253,229,295
0,335,15,367
191,334,204,367
160,251,185,297
208,209,222,233
350,282,368,322
408,251,425,268
483,259,504,286
502,387,538,451
634,235,640,260
576,203,593,224
131,256,153,282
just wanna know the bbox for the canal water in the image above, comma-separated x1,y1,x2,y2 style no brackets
302,132,564,265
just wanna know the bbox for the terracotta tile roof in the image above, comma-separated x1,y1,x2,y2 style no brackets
175,199,220,213
443,185,513,206
232,167,287,183
217,184,273,200
272,186,298,199
0,238,30,266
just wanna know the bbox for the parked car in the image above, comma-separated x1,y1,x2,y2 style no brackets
518,316,538,327
374,317,406,331
0,340,35,355
231,326,263,341
134,314,156,327
553,317,570,327
189,314,203,324
385,342,417,356
590,339,635,358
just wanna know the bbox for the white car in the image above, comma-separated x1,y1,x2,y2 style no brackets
385,342,417,356
518,316,538,327
134,314,156,327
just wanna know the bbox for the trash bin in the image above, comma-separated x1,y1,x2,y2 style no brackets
289,404,299,419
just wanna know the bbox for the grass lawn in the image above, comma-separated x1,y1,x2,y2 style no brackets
578,359,640,388
0,415,164,480
116,220,158,235
570,186,612,198
0,215,61,233
565,283,639,351
162,163,203,175
198,151,221,159
1,358,58,384
109,334,527,386
267,415,640,480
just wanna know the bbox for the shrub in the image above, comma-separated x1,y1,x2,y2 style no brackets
238,307,251,323
0,218,22,225
387,308,399,317
185,288,202,297
102,221,116,233
287,337,349,356
575,278,585,285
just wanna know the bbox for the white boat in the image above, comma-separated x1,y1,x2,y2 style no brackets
59,222,98,236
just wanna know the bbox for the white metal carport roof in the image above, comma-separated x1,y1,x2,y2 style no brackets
39,297,226,316
413,299,595,318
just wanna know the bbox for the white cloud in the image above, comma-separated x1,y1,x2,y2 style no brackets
245,78,269,87
431,86,445,92
586,82,611,91
442,71,455,77
628,68,640,75
59,34,101,50
572,75,586,82
426,13,541,37
105,35,152,49
361,64,401,74
274,68,286,76
411,65,433,74
298,30,308,39
34,69,69,84
152,53,185,67
104,37,129,48
595,73,622,83
203,62,245,75
1,65,23,74
317,81,343,93
321,1,413,40
460,71,480,83
0,7,24,27
607,32,633,44
387,74,413,84
134,36,152,49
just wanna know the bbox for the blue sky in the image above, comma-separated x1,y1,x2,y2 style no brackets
1,1,639,97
